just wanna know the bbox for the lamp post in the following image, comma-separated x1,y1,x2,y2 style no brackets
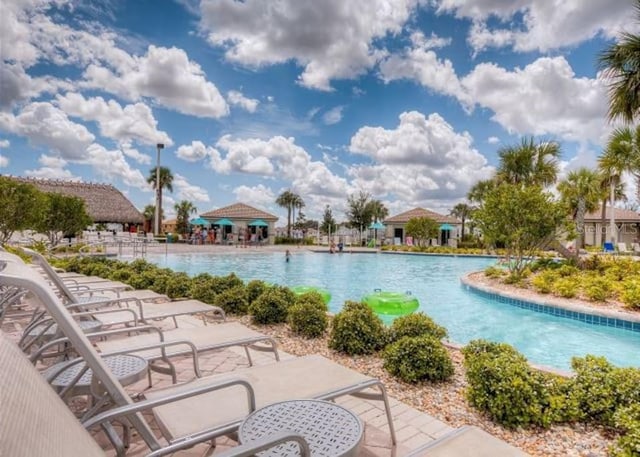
154,143,165,236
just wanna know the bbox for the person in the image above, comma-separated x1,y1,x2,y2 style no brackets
285,249,291,262
338,241,344,252
330,241,336,254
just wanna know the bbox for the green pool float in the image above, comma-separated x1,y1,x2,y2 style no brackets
291,285,332,304
362,290,419,316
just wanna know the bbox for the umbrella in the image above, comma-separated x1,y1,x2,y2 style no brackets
369,221,385,247
439,223,454,231
189,217,210,226
248,219,268,227
213,218,234,226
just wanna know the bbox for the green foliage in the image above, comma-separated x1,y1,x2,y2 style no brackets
405,216,440,247
345,190,374,231
214,285,249,315
288,301,328,338
473,183,568,275
383,336,454,383
484,266,505,278
621,278,640,309
246,279,269,304
34,193,92,246
551,277,579,298
189,273,219,304
108,268,132,282
0,177,44,243
328,301,387,355
164,272,193,299
531,270,560,294
582,275,613,302
612,404,640,457
174,200,197,235
128,270,160,290
388,312,447,343
320,204,337,235
556,264,580,277
249,285,295,324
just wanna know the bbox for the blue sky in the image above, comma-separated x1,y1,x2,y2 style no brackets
0,0,636,222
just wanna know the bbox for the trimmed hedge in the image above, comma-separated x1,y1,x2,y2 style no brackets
249,285,295,324
383,336,453,383
328,301,387,355
388,312,447,343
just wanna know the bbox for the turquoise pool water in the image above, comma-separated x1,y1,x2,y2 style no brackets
147,251,640,370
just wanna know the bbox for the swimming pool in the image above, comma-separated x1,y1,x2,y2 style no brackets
147,251,640,370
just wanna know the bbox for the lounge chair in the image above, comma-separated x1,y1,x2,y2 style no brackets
0,258,397,455
0,331,313,457
634,242,640,254
603,242,615,253
618,242,631,255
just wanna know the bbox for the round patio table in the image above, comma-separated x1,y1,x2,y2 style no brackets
238,399,363,457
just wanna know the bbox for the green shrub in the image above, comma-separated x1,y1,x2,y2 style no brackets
288,301,328,338
189,274,218,304
582,275,613,302
611,404,640,457
388,312,447,343
328,301,387,355
531,270,559,294
108,268,132,282
87,263,112,278
556,264,579,277
484,266,505,278
571,355,619,425
551,277,579,298
148,270,173,294
246,279,269,304
621,279,640,309
212,273,244,295
214,285,249,315
128,270,158,290
294,291,327,308
249,285,295,324
383,336,453,383
128,259,156,273
164,272,193,299
463,339,558,428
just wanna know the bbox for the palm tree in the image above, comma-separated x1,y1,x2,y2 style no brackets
596,173,626,246
599,1,640,123
599,126,640,243
147,166,174,234
557,168,602,249
450,202,473,240
276,190,304,237
291,193,305,229
367,199,389,223
495,137,560,187
467,179,495,203
142,204,156,233
174,200,197,236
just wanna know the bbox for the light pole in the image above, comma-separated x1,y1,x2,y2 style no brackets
154,143,164,236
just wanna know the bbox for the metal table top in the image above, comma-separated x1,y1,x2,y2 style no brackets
238,399,363,457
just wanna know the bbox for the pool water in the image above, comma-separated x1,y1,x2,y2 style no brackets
148,251,640,370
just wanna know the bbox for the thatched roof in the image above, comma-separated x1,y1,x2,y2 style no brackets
585,206,640,223
201,202,278,221
385,207,458,224
6,176,143,224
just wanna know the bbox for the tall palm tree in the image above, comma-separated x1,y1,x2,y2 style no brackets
174,200,197,235
596,173,626,246
467,179,495,203
147,166,174,234
450,202,473,240
367,199,389,223
599,126,640,242
599,1,640,123
276,190,303,237
495,137,561,187
291,193,305,229
142,204,156,233
557,168,602,249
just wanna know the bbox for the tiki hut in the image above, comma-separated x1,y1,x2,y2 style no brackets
384,207,460,246
7,176,143,225
201,202,278,244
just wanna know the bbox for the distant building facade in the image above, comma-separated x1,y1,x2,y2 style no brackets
201,202,278,245
384,207,460,246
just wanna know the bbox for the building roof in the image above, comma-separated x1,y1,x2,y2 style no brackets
6,176,143,224
201,202,278,221
584,206,640,222
384,207,459,224
162,218,178,225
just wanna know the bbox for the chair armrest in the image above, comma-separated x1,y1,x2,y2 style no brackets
73,308,138,327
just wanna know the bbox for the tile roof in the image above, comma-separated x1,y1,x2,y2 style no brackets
384,207,459,224
584,206,640,222
5,176,143,223
201,202,278,221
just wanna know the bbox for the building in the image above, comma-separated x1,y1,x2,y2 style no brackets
162,218,178,234
6,176,143,229
201,202,278,244
384,207,460,246
583,206,640,246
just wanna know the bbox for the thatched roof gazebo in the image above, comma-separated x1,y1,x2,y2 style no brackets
7,176,143,224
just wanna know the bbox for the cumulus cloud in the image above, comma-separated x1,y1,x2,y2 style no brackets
24,154,80,180
232,184,276,208
487,136,500,144
199,0,420,90
56,93,172,147
323,106,344,125
176,141,215,162
0,139,9,148
435,0,634,54
227,90,259,113
349,111,494,202
172,174,211,203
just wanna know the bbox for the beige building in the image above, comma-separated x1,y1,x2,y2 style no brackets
201,203,278,245
162,218,178,234
583,207,640,246
384,207,460,246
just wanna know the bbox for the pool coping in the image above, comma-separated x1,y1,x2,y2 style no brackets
461,272,640,329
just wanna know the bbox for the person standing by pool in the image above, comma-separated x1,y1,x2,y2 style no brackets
285,249,291,262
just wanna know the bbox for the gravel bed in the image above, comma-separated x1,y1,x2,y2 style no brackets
237,316,614,457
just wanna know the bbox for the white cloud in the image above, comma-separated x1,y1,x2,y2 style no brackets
24,154,79,180
199,0,420,90
0,155,8,168
435,0,634,54
83,144,149,190
323,106,344,125
121,143,152,165
81,45,229,119
487,136,500,144
348,111,494,202
461,57,609,143
0,140,9,148
56,93,172,147
232,184,275,208
227,90,259,113
176,141,215,162
172,174,211,203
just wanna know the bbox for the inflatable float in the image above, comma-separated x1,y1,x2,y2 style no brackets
291,285,332,305
362,290,419,315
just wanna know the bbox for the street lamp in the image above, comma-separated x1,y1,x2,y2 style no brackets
154,143,165,236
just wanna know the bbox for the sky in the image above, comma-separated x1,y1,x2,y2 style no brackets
0,0,637,222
